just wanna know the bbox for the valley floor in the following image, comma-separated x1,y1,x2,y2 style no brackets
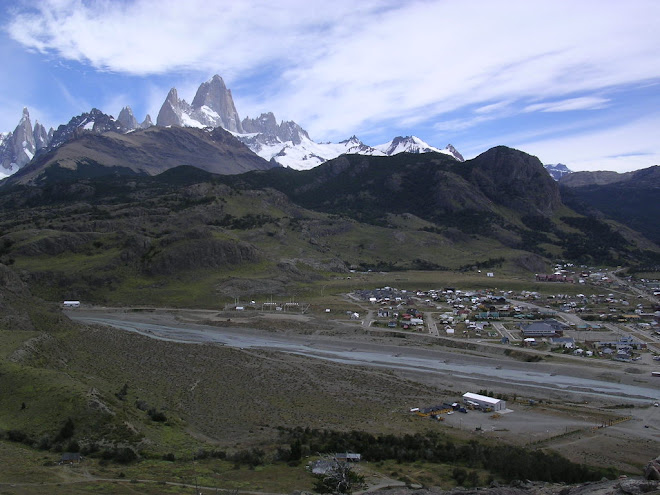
68,306,659,473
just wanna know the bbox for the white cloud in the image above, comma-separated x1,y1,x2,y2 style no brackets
5,0,390,77
514,115,660,172
523,97,610,113
4,0,660,171
256,0,660,141
474,101,513,115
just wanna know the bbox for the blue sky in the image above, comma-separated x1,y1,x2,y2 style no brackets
1,0,660,172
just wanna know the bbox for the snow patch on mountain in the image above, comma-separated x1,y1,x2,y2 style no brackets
234,132,464,170
232,132,386,170
544,163,573,181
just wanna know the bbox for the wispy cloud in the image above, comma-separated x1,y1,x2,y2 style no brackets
515,115,660,172
54,78,90,115
3,0,660,172
523,97,610,113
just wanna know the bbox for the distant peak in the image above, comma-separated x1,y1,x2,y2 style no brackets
445,144,465,162
19,107,31,124
203,74,227,90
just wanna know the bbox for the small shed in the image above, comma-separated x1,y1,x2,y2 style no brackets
60,453,82,464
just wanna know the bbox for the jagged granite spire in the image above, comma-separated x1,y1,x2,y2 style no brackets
140,114,153,129
117,106,139,130
12,108,36,167
241,112,278,135
241,112,309,145
33,121,50,151
191,74,243,132
156,88,189,127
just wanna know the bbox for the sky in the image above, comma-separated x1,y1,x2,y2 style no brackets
1,0,660,173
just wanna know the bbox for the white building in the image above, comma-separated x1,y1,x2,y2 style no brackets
462,392,506,411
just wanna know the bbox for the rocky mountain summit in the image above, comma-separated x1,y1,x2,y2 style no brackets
49,108,127,149
544,163,573,181
117,106,152,131
0,108,53,175
156,75,243,132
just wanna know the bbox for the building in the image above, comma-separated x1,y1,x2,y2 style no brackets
462,392,506,411
520,319,567,337
551,337,575,348
59,453,83,464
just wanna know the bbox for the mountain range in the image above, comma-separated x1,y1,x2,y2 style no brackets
1,140,657,295
0,75,466,178
2,73,658,265
559,165,660,244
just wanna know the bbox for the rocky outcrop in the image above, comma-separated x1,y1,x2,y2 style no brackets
33,121,50,151
645,455,660,481
140,114,153,128
117,106,139,130
48,108,124,150
144,237,260,276
242,112,310,145
241,112,278,135
468,146,562,216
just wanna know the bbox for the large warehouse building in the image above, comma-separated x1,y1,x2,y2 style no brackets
462,392,506,411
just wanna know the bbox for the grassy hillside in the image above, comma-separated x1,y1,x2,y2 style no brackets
0,149,657,306
0,164,542,306
560,165,660,245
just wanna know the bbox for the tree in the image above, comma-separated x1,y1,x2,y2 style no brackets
314,460,365,494
55,418,75,442
452,466,468,486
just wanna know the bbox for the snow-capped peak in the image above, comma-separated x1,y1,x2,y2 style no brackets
544,163,573,181
374,136,464,161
